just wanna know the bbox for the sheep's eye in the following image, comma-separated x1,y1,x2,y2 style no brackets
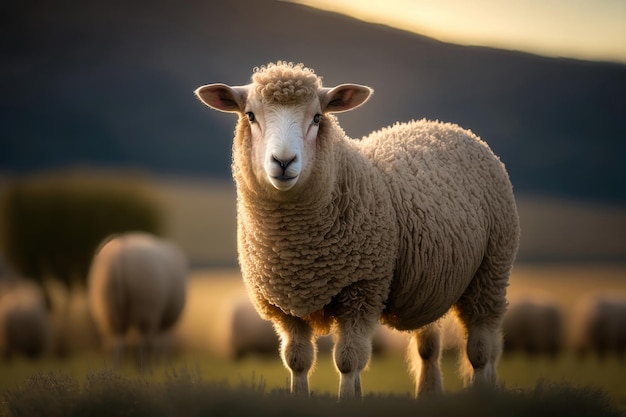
245,112,256,123
313,114,321,125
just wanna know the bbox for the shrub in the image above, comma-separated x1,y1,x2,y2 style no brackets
0,174,163,289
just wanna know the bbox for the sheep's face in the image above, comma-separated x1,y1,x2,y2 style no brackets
195,64,372,193
241,93,321,191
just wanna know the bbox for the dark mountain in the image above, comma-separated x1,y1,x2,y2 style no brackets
2,0,625,203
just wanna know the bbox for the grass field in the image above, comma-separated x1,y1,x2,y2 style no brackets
1,173,625,415
1,265,625,415
1,352,624,416
2,370,622,417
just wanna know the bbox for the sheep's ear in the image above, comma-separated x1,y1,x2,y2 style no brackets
320,84,373,113
195,84,248,113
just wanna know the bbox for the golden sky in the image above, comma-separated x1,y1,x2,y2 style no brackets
286,0,626,64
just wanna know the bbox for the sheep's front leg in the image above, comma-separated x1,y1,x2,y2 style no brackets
334,314,378,399
273,315,316,397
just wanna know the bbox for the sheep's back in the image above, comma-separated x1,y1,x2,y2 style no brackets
88,234,186,336
360,119,518,329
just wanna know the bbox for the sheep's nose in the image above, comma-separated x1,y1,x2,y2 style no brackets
272,155,297,171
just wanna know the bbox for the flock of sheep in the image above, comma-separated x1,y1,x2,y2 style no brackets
0,233,188,365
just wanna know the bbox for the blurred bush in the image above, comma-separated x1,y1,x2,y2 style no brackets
0,174,163,289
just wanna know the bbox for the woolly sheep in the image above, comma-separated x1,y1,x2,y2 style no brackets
230,295,279,359
572,294,626,359
0,280,51,360
502,298,564,357
195,62,519,398
87,232,187,366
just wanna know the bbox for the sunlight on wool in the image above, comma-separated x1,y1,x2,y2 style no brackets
285,0,626,64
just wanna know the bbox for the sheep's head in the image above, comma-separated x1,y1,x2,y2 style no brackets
195,62,372,193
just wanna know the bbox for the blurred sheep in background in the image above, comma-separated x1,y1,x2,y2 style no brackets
229,295,279,359
0,280,52,360
572,293,626,360
502,297,565,357
87,232,187,367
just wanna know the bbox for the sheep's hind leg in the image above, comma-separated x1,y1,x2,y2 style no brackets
273,315,316,397
408,322,443,397
462,322,502,386
455,257,509,388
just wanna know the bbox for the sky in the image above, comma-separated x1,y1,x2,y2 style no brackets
286,0,626,64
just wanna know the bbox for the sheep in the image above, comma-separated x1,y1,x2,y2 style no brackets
572,294,626,360
229,295,279,359
0,280,51,360
87,232,187,366
502,298,564,357
195,61,519,398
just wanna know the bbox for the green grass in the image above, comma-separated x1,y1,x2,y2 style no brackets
1,351,625,416
3,267,625,415
1,363,622,417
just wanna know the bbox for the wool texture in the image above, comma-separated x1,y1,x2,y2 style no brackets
231,62,519,334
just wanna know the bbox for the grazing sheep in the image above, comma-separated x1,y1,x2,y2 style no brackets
572,294,626,359
195,62,519,398
502,298,564,357
0,280,51,360
230,295,279,359
87,232,187,366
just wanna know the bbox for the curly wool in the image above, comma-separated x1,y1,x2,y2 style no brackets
233,63,391,327
236,116,397,333
234,63,519,334
252,62,321,104
360,120,519,330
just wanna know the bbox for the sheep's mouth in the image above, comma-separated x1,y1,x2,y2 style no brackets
269,174,299,191
272,175,298,182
